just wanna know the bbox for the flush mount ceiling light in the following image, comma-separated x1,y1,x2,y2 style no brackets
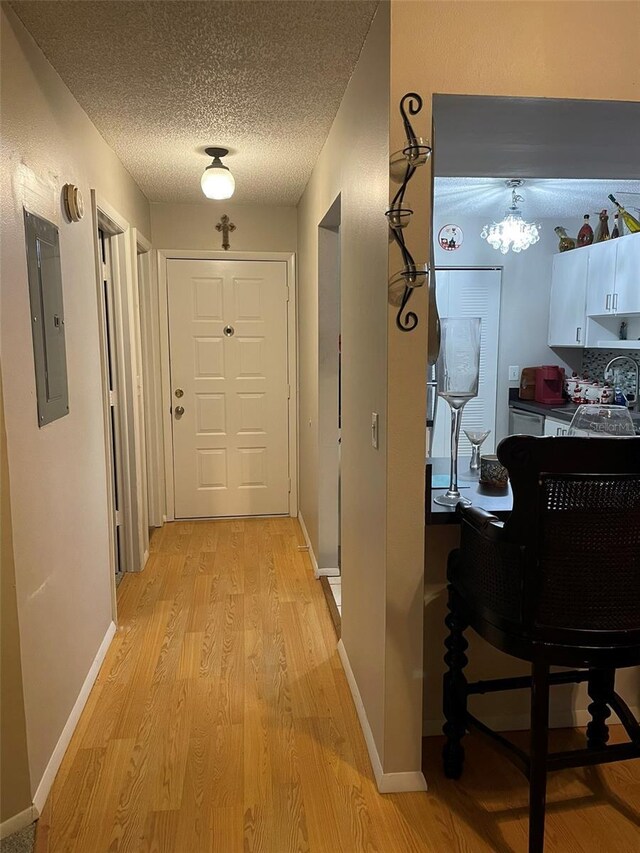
201,147,235,200
481,179,541,254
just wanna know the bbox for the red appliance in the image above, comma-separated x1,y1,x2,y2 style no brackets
535,366,565,404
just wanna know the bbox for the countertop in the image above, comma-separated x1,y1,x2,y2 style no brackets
509,393,640,427
426,456,512,525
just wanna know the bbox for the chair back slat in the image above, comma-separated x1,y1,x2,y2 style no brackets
497,436,640,638
537,473,640,630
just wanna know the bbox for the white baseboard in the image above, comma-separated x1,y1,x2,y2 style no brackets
423,705,640,737
297,512,319,577
337,640,427,794
32,621,116,814
316,566,340,578
0,805,38,841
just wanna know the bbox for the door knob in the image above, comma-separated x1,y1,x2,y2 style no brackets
174,388,184,398
175,405,185,417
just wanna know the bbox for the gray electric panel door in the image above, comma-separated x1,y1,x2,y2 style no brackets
24,210,69,426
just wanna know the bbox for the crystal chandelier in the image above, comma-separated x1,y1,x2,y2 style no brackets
481,179,540,254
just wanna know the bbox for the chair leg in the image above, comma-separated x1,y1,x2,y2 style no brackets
586,669,615,750
442,586,469,779
529,658,550,853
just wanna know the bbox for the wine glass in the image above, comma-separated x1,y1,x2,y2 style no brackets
568,404,635,437
434,317,482,506
463,429,491,472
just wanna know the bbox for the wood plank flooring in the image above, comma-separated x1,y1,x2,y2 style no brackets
35,518,639,852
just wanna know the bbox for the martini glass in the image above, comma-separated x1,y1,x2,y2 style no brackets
434,317,482,506
464,429,491,473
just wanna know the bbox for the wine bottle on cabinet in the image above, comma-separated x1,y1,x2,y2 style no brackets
554,226,575,251
576,214,594,247
594,209,610,242
608,194,640,233
611,213,620,239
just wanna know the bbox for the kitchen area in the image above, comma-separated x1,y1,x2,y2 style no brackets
429,104,640,456
421,94,640,744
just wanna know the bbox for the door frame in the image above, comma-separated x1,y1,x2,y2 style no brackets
91,191,150,591
137,235,165,529
156,249,298,521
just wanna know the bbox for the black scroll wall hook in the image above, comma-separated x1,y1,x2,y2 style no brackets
386,92,431,332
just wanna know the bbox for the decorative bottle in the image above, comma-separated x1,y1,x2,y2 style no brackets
576,214,594,247
611,213,620,239
554,226,575,252
608,194,640,233
594,209,610,242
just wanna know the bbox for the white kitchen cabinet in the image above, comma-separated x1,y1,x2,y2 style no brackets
543,416,570,437
585,233,640,317
585,238,618,316
548,249,588,347
613,233,640,314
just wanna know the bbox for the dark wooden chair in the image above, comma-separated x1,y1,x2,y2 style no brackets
442,434,640,853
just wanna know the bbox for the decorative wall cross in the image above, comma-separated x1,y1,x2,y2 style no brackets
215,214,236,250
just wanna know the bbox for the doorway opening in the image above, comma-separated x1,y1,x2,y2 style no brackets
318,196,342,614
98,228,124,583
93,194,149,596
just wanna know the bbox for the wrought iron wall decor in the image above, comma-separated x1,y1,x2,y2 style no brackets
386,92,432,332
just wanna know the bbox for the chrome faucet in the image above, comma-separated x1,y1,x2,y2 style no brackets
604,355,640,410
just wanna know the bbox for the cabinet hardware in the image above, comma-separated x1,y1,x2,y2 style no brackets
576,326,581,343
613,293,618,311
606,293,611,311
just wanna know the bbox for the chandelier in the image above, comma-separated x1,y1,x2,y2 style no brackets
481,179,540,254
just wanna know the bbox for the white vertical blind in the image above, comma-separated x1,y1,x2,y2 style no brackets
431,268,502,458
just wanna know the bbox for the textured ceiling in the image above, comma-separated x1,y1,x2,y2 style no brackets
11,0,378,205
435,177,640,221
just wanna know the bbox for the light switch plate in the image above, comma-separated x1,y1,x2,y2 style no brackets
508,365,520,381
371,412,379,449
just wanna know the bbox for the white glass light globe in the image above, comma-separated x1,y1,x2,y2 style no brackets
201,166,235,200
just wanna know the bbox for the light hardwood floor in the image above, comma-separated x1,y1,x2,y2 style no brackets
35,518,639,852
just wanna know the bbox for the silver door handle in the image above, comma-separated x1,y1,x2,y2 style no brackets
606,294,611,311
613,293,618,311
175,405,184,417
576,326,581,343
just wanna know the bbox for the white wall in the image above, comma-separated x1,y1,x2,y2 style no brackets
151,201,296,252
433,210,583,441
297,3,391,770
0,6,150,801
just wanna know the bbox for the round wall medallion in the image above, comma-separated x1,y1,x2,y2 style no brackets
438,224,463,251
62,183,84,222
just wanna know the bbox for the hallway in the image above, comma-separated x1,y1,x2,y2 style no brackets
34,519,639,852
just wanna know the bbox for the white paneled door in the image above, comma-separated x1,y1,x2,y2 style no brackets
167,259,290,518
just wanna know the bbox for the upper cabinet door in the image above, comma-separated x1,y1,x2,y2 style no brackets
586,239,618,316
613,233,640,315
548,249,588,347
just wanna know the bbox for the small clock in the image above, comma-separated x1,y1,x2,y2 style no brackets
438,224,463,251
62,183,84,222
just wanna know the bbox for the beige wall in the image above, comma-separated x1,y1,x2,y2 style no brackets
297,4,390,758
0,376,32,826
150,201,296,252
388,0,640,775
0,5,150,797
